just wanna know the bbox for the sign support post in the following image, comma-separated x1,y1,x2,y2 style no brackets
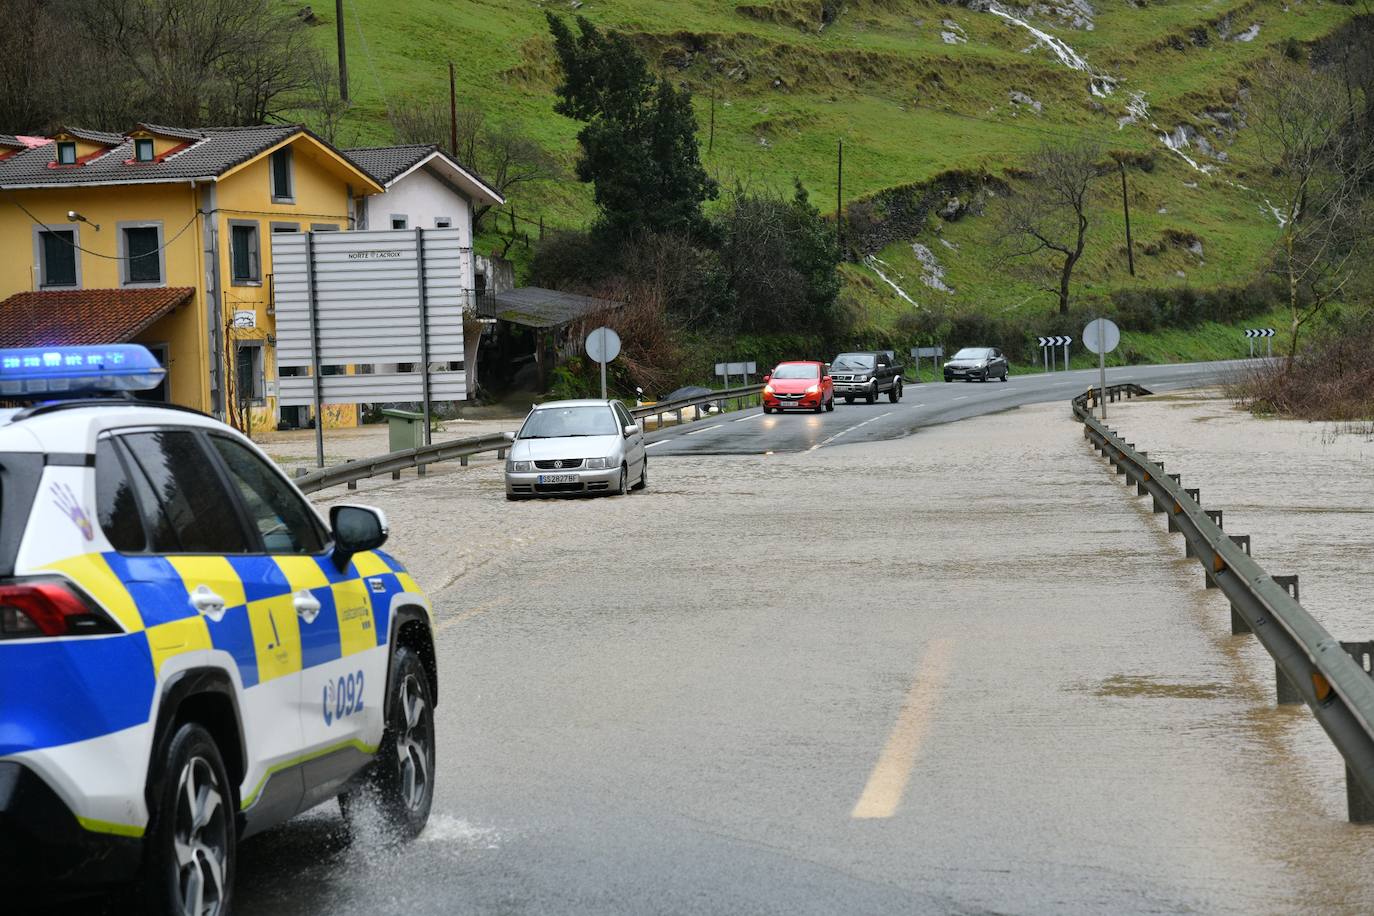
586,327,622,402
303,232,326,468
414,228,432,446
1083,319,1120,421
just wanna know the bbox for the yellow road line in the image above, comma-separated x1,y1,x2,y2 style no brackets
851,638,954,819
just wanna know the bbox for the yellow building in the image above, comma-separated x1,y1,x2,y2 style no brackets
0,124,384,431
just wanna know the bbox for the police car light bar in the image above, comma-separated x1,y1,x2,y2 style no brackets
0,344,166,398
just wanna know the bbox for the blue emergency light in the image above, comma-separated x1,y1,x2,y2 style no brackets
0,344,166,398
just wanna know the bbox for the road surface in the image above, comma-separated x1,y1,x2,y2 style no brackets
646,360,1248,455
221,377,1372,916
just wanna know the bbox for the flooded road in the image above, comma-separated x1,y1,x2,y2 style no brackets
232,397,1374,915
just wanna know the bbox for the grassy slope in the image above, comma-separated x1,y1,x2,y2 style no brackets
308,0,1356,357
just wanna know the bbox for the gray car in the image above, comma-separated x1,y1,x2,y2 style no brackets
944,347,1009,382
504,399,648,500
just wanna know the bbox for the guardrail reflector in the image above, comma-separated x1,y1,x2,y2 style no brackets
1143,472,1151,482
1173,501,1182,515
1213,553,1226,574
1313,673,1334,704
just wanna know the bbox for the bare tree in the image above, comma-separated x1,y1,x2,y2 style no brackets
302,49,350,144
1250,57,1374,359
996,141,1103,314
388,95,559,226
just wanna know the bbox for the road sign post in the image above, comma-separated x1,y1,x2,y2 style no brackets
585,326,621,400
1245,327,1275,358
910,346,943,381
1082,319,1120,420
1037,336,1073,373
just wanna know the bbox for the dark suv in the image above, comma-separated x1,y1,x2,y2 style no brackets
830,351,904,404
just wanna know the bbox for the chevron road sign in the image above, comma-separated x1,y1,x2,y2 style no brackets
1037,336,1073,372
1244,327,1276,357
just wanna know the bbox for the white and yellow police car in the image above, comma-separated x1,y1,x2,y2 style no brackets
0,345,439,915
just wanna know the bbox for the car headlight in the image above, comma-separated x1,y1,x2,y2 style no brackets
508,460,533,472
856,374,870,382
585,457,609,470
763,384,774,395
805,383,820,394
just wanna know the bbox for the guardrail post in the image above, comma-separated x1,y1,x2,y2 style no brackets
1210,535,1249,590
1184,487,1200,504
392,470,401,480
1231,607,1252,634
1348,766,1374,824
1273,575,1300,603
347,479,357,490
460,455,469,467
1205,509,1223,529
1276,663,1303,705
498,448,507,460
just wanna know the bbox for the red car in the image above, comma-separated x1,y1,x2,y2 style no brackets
762,360,834,413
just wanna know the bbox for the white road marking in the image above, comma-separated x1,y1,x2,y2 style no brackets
953,396,968,401
733,412,765,422
645,440,667,448
684,424,723,436
812,411,893,450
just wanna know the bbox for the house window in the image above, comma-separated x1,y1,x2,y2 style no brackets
390,216,408,230
311,223,340,232
435,217,452,229
39,229,77,287
270,148,293,202
271,222,299,234
121,224,162,285
134,138,154,162
234,343,265,402
229,222,261,284
56,141,76,165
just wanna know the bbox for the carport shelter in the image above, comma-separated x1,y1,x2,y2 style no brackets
476,287,620,392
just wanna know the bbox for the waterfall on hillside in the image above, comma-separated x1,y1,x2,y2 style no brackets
864,256,921,308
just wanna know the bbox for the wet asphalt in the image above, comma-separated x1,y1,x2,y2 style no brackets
216,378,1374,915
643,360,1250,456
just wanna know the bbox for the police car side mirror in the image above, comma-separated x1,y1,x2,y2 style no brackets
330,504,389,571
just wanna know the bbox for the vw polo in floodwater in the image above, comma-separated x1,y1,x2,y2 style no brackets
504,399,647,499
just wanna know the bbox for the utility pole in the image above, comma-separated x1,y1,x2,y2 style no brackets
335,0,349,102
707,88,715,155
836,139,844,248
448,62,458,157
1120,161,1134,277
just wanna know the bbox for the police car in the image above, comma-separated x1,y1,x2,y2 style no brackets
0,345,439,914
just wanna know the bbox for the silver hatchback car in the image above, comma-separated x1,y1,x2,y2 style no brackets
505,399,648,500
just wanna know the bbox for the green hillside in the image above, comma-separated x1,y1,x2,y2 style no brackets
310,0,1360,343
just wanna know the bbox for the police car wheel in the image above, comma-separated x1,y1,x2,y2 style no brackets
371,646,436,840
140,723,235,916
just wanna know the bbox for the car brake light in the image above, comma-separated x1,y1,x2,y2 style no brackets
0,580,119,639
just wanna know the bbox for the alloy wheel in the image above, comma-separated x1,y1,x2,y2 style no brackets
173,757,228,916
395,673,432,813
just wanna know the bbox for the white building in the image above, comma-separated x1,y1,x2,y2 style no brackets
345,144,504,297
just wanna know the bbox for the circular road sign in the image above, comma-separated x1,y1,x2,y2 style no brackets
585,326,621,364
1082,318,1120,355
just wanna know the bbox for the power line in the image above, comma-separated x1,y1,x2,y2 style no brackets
2,188,201,261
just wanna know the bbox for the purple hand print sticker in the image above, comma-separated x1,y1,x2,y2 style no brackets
51,482,95,541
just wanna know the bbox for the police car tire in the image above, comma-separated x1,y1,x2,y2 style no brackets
138,722,236,916
369,646,436,841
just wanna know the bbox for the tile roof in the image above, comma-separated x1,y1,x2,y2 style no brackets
0,135,24,150
135,123,206,141
344,144,437,186
0,287,195,348
56,126,126,146
343,143,504,205
0,124,300,188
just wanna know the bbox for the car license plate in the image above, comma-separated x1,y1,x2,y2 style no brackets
538,473,578,484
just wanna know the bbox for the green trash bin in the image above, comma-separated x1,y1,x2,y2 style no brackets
382,408,426,452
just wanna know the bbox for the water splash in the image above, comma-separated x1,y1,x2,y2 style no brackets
1159,125,1215,174
864,256,921,308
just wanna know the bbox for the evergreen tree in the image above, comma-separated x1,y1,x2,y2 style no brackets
546,14,717,241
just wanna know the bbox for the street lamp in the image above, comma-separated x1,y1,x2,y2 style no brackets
66,210,100,231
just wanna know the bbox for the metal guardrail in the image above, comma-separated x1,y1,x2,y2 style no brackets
1074,383,1374,823
294,385,764,494
293,432,511,495
630,383,764,426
